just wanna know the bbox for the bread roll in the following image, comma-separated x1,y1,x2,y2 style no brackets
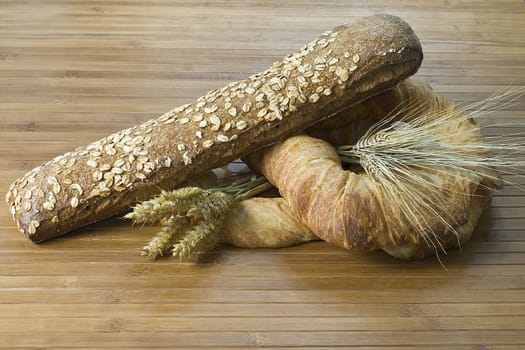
6,14,423,242
221,197,318,248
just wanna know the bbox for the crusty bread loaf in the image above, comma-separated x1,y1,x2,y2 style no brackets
5,14,422,242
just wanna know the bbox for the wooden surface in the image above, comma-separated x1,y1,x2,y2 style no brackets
1,0,524,348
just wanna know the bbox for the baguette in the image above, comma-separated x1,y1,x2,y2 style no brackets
5,14,422,242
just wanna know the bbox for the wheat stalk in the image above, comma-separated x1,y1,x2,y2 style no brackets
124,187,207,224
172,192,235,258
209,174,273,200
338,87,525,253
125,175,272,259
141,216,190,258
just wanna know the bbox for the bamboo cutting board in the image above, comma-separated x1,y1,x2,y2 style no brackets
1,0,524,348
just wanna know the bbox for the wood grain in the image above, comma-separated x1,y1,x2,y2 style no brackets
1,0,524,348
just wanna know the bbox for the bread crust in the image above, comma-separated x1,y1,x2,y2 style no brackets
5,14,422,242
221,197,318,248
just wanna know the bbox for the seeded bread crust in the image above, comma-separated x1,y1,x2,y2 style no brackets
5,14,422,242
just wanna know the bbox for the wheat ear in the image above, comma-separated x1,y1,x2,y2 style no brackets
124,187,207,224
172,192,235,258
141,217,190,259
338,87,525,253
126,175,272,259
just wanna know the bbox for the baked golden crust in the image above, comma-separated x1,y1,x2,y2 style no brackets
246,135,391,250
221,197,318,248
245,80,502,259
5,15,423,242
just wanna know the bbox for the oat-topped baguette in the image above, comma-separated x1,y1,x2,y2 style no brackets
6,14,422,242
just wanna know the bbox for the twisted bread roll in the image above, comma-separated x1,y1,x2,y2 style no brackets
245,80,502,259
221,197,318,248
5,15,423,242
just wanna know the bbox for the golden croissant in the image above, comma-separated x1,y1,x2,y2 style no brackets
244,79,503,259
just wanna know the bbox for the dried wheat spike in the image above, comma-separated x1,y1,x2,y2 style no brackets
125,187,207,224
141,217,190,259
172,192,235,258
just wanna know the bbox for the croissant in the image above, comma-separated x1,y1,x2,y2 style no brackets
245,80,503,259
